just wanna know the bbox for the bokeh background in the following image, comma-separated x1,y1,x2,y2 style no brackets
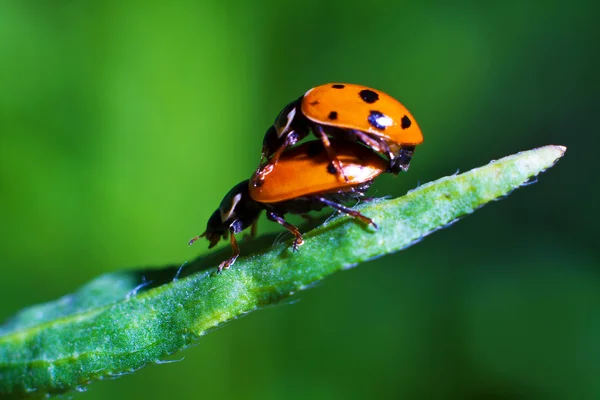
1,1,598,398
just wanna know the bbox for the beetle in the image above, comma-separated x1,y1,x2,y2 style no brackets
253,83,423,186
190,139,388,272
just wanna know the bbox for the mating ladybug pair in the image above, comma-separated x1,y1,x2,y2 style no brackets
190,83,424,272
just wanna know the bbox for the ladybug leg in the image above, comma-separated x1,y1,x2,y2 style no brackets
266,211,304,251
259,126,279,165
217,228,240,273
256,125,282,180
351,130,390,155
315,196,378,229
253,131,300,187
314,125,348,182
391,145,416,173
351,130,397,171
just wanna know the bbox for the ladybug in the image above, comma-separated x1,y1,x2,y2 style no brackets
253,83,423,186
190,139,388,272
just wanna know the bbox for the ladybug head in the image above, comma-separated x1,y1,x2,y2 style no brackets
389,145,416,174
262,97,306,158
273,100,298,138
201,180,262,248
201,210,228,248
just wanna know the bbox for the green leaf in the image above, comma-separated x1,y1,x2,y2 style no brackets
0,145,566,398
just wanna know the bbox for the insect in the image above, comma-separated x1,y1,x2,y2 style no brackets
253,83,423,186
190,139,388,272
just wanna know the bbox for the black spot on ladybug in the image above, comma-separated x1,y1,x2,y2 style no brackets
309,100,320,106
307,141,324,157
332,84,345,89
327,163,337,174
401,115,412,129
328,111,338,120
359,89,379,104
368,111,388,130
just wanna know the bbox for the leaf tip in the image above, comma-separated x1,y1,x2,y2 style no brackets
547,144,567,165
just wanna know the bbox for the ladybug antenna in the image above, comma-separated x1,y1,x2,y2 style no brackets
188,231,207,246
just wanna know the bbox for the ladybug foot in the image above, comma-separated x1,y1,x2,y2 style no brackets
354,213,378,230
217,258,236,274
252,164,275,187
292,236,304,252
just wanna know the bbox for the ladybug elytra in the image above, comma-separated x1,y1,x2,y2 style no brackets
190,139,387,272
253,83,423,186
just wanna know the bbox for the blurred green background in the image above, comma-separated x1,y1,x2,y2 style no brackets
0,0,597,398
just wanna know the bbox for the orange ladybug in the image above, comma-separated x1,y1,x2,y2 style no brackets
253,83,423,186
190,139,387,272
